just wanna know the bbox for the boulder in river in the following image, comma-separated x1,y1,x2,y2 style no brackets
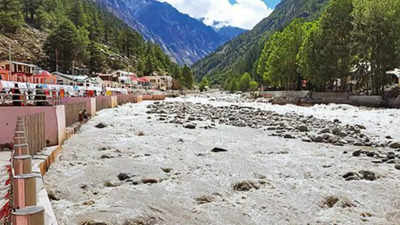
95,123,107,129
211,147,228,153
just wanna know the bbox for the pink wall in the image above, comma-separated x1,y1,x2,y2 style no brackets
58,97,95,116
0,106,65,148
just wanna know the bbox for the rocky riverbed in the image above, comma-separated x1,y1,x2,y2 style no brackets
45,93,400,225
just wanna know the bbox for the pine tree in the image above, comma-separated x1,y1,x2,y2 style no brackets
182,65,194,89
0,0,24,33
88,42,106,74
44,19,81,72
69,0,88,28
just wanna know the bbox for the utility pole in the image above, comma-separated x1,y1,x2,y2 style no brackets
9,42,12,77
55,49,59,72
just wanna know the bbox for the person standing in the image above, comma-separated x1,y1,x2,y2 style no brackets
11,83,21,106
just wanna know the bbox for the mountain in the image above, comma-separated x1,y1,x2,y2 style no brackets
192,0,330,83
215,26,247,42
95,0,246,65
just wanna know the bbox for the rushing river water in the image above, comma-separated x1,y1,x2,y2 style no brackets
45,93,400,225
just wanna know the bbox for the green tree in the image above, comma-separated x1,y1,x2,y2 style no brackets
44,19,81,72
258,19,308,90
230,78,239,93
69,1,88,28
239,72,251,91
88,42,106,74
182,65,194,89
352,0,400,95
297,21,329,90
0,0,24,33
199,77,209,92
319,0,354,90
249,80,259,91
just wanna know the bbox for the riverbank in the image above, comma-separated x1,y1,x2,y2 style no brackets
44,93,400,225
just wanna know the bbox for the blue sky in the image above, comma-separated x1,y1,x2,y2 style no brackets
158,0,280,29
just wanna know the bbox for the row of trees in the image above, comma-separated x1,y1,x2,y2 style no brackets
0,0,195,89
257,0,400,95
223,73,259,93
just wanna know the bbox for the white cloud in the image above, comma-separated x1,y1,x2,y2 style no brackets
157,0,273,29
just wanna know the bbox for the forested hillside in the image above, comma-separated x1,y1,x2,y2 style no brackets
192,0,329,84
0,0,194,87
254,0,400,95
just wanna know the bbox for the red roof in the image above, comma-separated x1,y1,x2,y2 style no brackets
34,71,54,78
0,69,8,74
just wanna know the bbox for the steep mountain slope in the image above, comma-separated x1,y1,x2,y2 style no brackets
215,26,247,42
192,0,330,82
96,0,246,65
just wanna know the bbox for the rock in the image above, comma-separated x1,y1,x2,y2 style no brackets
359,170,377,181
319,128,330,134
124,216,159,225
137,131,145,136
211,147,228,153
322,196,339,208
311,135,324,143
104,181,120,187
352,150,362,157
343,172,360,181
183,123,197,129
81,220,108,225
297,125,308,132
83,200,95,206
366,152,375,157
117,173,130,181
194,195,215,204
161,168,172,173
387,152,396,160
389,142,400,149
47,189,60,201
100,154,113,159
95,123,107,129
395,164,400,170
141,178,159,184
284,134,295,139
233,181,259,192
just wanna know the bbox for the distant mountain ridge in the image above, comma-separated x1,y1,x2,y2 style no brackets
192,0,330,82
95,0,246,65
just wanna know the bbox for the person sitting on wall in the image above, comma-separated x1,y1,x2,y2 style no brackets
79,109,89,123
11,83,22,106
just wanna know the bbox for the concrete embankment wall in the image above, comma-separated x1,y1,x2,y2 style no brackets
261,91,399,108
0,106,65,148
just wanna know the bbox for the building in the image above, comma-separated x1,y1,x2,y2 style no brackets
142,75,173,90
53,72,89,86
0,61,39,83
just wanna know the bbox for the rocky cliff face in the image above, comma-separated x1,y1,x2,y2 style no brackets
95,0,246,65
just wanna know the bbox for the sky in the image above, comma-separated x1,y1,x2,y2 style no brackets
157,0,281,30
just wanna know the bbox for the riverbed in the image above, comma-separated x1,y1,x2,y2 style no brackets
45,94,400,225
